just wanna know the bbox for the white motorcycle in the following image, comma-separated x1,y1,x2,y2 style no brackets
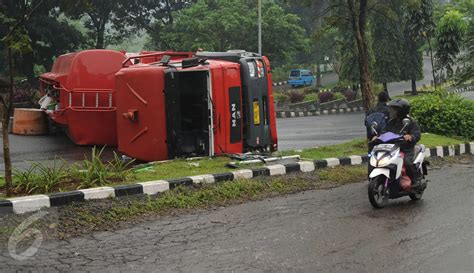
368,119,428,208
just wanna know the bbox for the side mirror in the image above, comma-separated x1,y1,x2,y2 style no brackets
402,118,411,126
400,118,411,134
371,121,378,135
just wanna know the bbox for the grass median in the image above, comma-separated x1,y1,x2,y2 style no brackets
0,133,468,198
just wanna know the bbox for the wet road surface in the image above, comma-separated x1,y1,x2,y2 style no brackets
276,112,365,150
1,161,472,272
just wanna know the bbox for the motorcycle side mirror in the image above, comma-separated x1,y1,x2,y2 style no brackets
402,118,411,126
371,121,378,135
400,118,411,134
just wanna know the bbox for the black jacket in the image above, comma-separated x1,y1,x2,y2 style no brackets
366,102,389,117
385,116,421,155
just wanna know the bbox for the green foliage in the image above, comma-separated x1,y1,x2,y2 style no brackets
108,152,135,181
303,93,317,102
333,92,345,101
411,91,474,139
161,0,308,67
12,159,69,194
75,146,112,189
273,92,290,103
435,9,468,75
371,1,404,84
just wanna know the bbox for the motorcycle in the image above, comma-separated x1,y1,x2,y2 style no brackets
367,118,428,208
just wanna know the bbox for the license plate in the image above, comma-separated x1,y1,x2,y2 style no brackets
253,101,260,125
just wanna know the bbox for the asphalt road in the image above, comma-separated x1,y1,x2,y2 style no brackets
1,161,472,272
276,112,365,150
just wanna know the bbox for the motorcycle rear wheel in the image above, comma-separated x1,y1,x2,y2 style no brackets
368,177,388,208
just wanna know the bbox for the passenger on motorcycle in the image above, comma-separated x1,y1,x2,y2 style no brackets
384,99,421,184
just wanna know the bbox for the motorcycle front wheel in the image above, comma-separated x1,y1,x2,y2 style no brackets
368,176,388,208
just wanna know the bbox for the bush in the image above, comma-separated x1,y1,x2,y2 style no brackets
13,159,69,194
411,91,474,139
333,92,345,101
343,89,357,101
318,92,335,103
274,92,290,104
304,93,318,102
288,91,305,103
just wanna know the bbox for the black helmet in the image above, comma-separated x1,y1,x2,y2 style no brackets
387,98,411,117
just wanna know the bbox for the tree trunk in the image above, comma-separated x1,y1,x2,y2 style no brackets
427,37,437,90
411,78,418,95
3,48,14,196
96,26,105,49
383,82,388,93
348,0,375,111
316,63,322,87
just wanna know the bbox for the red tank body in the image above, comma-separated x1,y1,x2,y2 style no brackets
39,50,193,146
39,49,126,145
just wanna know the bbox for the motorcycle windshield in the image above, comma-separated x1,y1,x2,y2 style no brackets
379,132,401,142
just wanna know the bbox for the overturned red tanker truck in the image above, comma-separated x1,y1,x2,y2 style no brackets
39,50,193,146
40,50,278,161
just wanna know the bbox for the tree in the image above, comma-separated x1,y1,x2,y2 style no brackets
408,0,437,89
435,9,468,77
117,0,197,50
61,0,129,49
322,0,376,110
401,1,426,95
0,0,44,197
371,2,404,94
455,2,473,84
161,0,308,67
1,0,85,80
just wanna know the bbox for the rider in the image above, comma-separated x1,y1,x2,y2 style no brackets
366,91,391,152
385,98,421,183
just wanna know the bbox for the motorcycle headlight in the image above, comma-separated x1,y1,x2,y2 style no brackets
378,156,390,167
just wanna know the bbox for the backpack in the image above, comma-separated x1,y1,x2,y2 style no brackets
365,111,387,137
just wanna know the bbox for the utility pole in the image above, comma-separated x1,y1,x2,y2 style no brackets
258,0,262,55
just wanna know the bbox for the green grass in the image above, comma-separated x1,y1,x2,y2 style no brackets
1,133,467,197
69,165,367,228
277,138,368,160
131,157,262,182
277,133,467,160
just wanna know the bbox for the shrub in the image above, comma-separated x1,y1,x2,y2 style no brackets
411,91,474,139
75,146,135,189
288,91,305,103
333,92,345,101
13,159,69,194
343,89,357,101
303,93,318,102
302,86,317,95
318,92,335,103
274,93,290,104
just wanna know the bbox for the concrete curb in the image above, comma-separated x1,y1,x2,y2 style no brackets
1,142,472,215
448,85,473,94
276,107,364,118
272,81,288,87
